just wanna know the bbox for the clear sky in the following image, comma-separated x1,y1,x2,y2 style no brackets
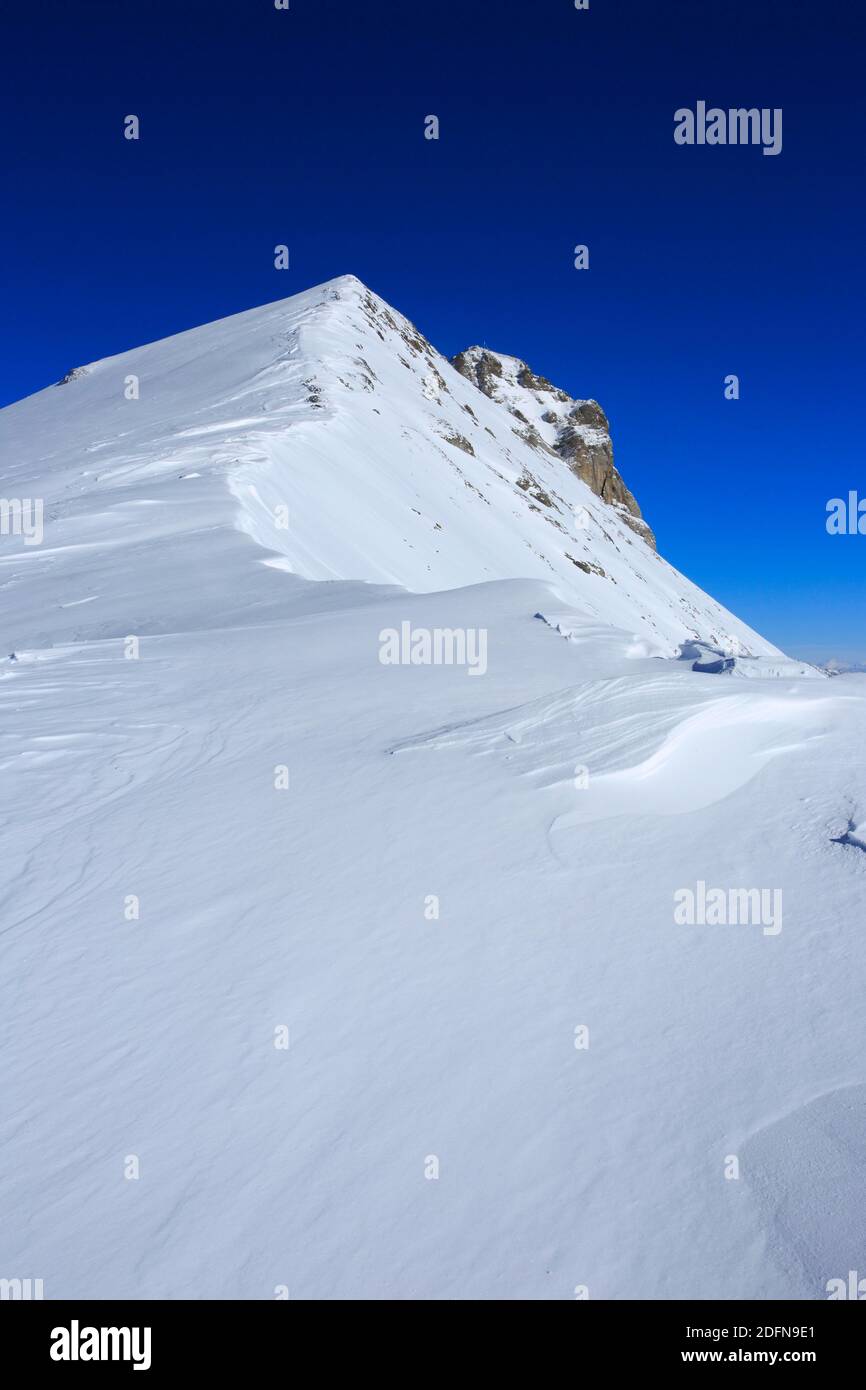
2,0,864,659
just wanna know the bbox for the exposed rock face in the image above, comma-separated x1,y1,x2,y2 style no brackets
451,347,655,548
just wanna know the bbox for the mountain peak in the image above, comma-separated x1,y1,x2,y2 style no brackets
0,277,774,658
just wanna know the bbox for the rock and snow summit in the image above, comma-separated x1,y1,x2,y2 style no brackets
0,274,775,656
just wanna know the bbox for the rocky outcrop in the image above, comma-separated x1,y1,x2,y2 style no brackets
451,347,655,548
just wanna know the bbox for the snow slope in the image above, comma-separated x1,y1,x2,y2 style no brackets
1,278,864,1302
0,274,775,655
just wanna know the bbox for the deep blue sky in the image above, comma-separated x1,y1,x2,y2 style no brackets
2,0,864,658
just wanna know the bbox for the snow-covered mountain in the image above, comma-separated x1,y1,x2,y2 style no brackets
2,277,864,1303
0,274,775,655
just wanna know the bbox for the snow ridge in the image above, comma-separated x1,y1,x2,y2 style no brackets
0,275,777,657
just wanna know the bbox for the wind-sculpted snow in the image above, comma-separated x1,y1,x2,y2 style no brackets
2,281,865,1300
742,1087,866,1298
549,692,836,827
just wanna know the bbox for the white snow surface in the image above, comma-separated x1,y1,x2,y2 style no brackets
1,275,865,1301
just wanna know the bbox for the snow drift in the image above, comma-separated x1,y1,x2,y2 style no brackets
1,277,863,1303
